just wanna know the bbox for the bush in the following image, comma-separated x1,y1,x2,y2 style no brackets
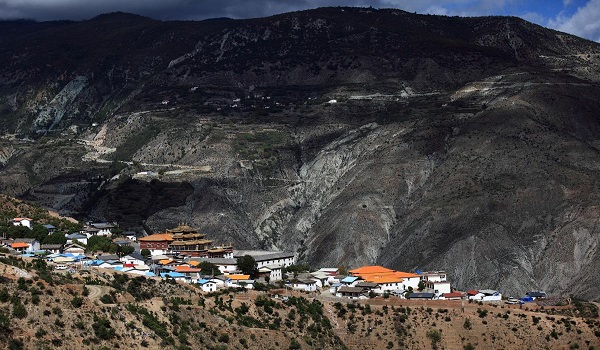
71,296,84,308
426,330,442,349
463,318,472,330
92,317,115,340
218,333,230,343
100,293,116,304
12,302,27,319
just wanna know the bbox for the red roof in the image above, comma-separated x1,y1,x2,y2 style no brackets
11,242,29,248
174,266,202,273
467,289,480,296
443,292,463,298
13,217,32,221
123,263,136,268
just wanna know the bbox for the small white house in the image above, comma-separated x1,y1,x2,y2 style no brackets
468,289,502,302
197,278,223,293
12,218,32,229
65,233,88,246
121,253,146,266
90,222,117,236
292,279,318,292
427,281,452,295
189,258,238,274
340,276,360,286
258,264,283,282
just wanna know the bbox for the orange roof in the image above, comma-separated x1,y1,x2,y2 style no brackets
138,233,173,242
175,266,202,273
363,275,404,284
348,265,395,275
188,261,201,267
13,217,32,221
227,274,250,280
158,259,174,265
11,242,29,248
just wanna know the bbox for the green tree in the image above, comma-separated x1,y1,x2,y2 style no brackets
92,317,115,340
86,236,113,252
141,249,151,258
197,261,222,276
118,245,135,255
43,231,67,245
237,255,258,277
426,329,442,350
418,280,426,291
12,302,27,319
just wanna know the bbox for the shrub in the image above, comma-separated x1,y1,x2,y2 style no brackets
71,296,84,308
12,302,27,319
463,318,472,330
92,317,115,340
426,330,442,350
218,333,230,343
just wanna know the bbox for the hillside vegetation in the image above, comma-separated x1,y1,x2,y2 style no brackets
1,256,600,349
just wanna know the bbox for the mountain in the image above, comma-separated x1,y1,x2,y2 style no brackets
1,7,600,299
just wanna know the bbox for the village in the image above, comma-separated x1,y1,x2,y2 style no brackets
1,217,554,305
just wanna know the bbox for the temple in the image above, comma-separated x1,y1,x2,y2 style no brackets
140,224,233,258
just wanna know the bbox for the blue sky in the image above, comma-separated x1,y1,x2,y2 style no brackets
0,0,598,41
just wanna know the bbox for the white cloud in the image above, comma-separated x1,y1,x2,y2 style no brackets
548,0,600,42
521,11,546,25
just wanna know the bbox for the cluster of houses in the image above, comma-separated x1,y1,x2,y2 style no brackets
49,249,297,293
4,220,549,302
1,218,129,255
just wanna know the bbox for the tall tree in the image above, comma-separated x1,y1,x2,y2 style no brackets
236,255,257,277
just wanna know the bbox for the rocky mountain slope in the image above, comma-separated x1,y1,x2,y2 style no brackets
1,8,600,299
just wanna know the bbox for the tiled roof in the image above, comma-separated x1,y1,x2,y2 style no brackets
11,242,29,248
188,257,237,265
175,266,202,273
233,250,294,262
443,292,464,298
355,282,378,288
349,265,395,275
337,286,365,293
227,274,250,280
408,293,435,299
139,233,173,242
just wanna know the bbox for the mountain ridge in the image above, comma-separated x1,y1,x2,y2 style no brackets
0,7,600,299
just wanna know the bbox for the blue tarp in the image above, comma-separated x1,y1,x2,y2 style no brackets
341,276,359,283
160,272,185,278
520,296,534,303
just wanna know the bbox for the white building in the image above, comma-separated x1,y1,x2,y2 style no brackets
189,258,238,275
419,271,452,295
292,279,318,292
12,218,32,229
233,250,295,269
65,233,88,246
121,252,146,266
258,264,283,282
427,281,452,295
197,278,222,293
90,222,117,236
468,289,502,302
